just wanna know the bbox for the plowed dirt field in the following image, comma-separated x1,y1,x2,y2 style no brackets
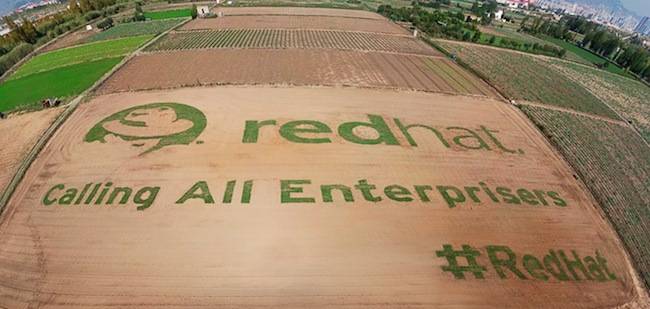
180,15,408,35
0,86,644,308
213,7,384,19
97,49,494,96
0,108,61,193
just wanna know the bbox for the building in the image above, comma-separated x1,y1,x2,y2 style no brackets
634,16,650,35
506,0,533,9
494,10,504,20
0,26,10,37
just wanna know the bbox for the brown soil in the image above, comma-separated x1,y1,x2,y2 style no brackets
97,49,496,97
180,15,409,35
0,108,61,194
213,7,384,19
0,86,644,308
40,28,98,53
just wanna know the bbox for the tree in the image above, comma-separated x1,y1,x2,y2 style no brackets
191,4,197,19
2,16,38,44
20,19,39,44
642,64,650,80
134,2,145,21
462,31,471,41
471,30,481,42
488,35,496,44
79,0,93,13
520,16,529,30
97,17,113,30
471,2,479,14
68,0,81,14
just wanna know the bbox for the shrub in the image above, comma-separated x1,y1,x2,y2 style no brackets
0,43,34,76
84,10,102,21
191,4,197,19
97,17,114,30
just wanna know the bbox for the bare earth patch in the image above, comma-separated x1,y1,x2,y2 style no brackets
213,7,384,19
180,15,408,35
0,108,61,193
0,86,645,308
97,49,495,96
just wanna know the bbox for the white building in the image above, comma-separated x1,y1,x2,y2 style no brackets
494,10,504,20
197,6,210,16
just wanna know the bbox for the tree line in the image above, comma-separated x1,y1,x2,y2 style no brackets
377,3,565,58
520,15,650,81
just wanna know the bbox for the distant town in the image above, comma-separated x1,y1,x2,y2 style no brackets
0,0,66,36
4,0,645,37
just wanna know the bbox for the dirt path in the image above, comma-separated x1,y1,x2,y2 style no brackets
515,101,631,127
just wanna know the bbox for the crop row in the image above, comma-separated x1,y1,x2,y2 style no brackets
521,105,650,291
147,29,437,55
548,59,650,143
436,41,619,119
86,19,184,43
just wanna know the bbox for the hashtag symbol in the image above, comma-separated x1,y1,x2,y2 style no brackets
436,244,487,279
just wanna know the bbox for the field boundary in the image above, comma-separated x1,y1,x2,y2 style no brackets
36,33,154,55
144,46,447,59
419,35,507,101
0,18,191,216
173,27,413,38
215,13,380,21
515,101,631,126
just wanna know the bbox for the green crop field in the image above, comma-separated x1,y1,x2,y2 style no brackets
10,35,152,80
145,8,192,20
0,57,122,111
479,26,589,65
521,105,650,291
86,19,183,43
548,59,650,143
435,40,618,118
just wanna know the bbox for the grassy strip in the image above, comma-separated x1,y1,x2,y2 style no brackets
10,35,152,80
145,8,192,20
86,19,184,42
0,57,122,111
539,35,633,78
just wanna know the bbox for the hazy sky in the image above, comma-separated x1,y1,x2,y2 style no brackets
621,0,650,16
